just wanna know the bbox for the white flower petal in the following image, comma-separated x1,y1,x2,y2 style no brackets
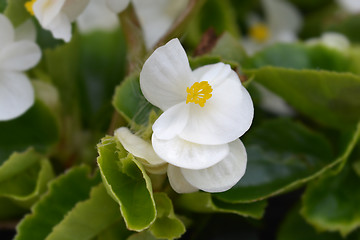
132,0,188,49
254,82,295,116
140,38,193,111
46,13,72,42
167,165,198,193
152,102,189,140
193,62,233,87
0,41,41,71
106,0,130,13
180,66,254,145
14,19,37,42
337,0,360,14
115,127,165,166
0,72,34,121
181,139,247,193
321,32,350,52
77,0,119,33
33,0,66,27
263,0,302,36
152,135,229,170
62,0,90,22
0,14,15,47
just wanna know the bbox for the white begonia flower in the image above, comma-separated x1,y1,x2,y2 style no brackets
77,0,119,33
254,82,295,116
115,127,247,194
0,15,41,121
139,38,252,193
242,0,302,56
26,0,90,42
336,0,360,14
101,0,188,49
306,32,350,52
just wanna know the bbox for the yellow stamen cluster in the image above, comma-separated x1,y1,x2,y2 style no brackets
249,23,270,43
186,81,213,107
25,0,36,16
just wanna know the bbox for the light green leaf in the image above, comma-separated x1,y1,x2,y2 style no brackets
4,0,30,26
113,74,159,127
301,166,360,236
0,100,60,163
15,166,100,240
216,118,337,203
176,192,266,219
0,148,54,208
149,193,185,240
97,136,156,231
245,67,360,130
46,184,120,240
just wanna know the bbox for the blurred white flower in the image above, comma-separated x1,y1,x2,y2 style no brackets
139,38,253,193
306,32,350,52
254,82,295,116
131,0,188,49
0,15,41,121
93,0,188,49
336,0,360,14
242,0,302,55
115,127,247,194
77,0,119,33
26,0,89,42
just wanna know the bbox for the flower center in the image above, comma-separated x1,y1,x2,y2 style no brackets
186,81,213,107
25,0,36,15
249,23,270,43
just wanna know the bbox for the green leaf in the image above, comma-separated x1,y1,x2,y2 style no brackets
176,192,267,219
113,74,159,127
0,0,7,12
278,205,359,240
78,29,127,130
96,219,133,240
4,0,30,26
15,165,100,240
215,118,337,203
97,136,156,231
184,0,240,48
0,148,54,208
301,166,360,236
149,193,185,240
45,184,120,240
243,43,351,72
0,100,60,163
244,67,360,130
127,231,157,240
210,32,246,65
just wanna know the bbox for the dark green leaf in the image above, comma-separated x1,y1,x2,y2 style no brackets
216,119,336,203
301,165,360,236
278,205,359,240
113,74,159,127
244,67,360,130
243,43,350,72
0,100,59,163
176,192,267,219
